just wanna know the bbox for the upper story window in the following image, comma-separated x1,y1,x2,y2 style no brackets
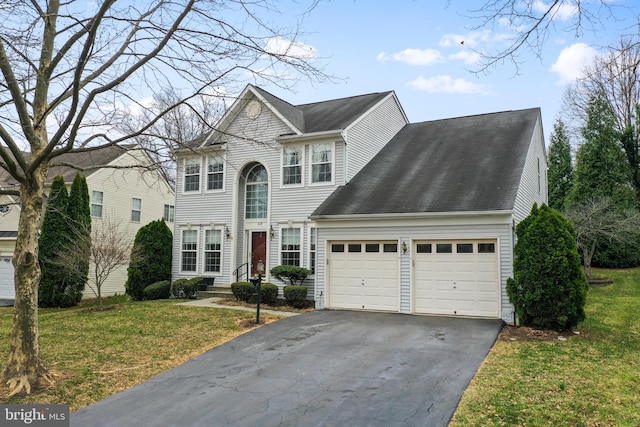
207,155,224,191
283,146,303,185
163,204,175,222
245,164,268,219
91,191,103,218
131,198,141,222
184,159,200,193
311,143,332,184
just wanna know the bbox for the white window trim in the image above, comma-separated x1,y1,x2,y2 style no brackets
182,157,202,194
280,144,305,188
245,164,269,220
205,154,226,193
309,141,335,186
203,227,224,275
131,198,142,223
91,190,103,218
180,227,199,273
279,225,303,266
163,204,175,222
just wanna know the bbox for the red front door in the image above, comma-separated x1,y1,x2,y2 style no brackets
251,231,267,276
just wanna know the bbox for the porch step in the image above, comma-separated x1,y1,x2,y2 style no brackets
197,286,234,300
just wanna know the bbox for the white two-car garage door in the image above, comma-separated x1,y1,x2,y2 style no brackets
0,256,15,299
328,241,399,312
414,240,499,318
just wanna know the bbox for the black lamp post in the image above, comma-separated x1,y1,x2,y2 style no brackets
250,259,265,324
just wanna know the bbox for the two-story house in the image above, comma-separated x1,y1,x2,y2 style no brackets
0,145,175,300
172,84,547,323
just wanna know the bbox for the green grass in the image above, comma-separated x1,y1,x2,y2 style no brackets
0,296,281,410
450,268,640,426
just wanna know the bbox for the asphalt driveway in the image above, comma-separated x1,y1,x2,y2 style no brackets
71,310,503,427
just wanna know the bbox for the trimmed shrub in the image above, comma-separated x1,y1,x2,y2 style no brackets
231,282,255,302
283,285,308,308
270,265,311,285
126,219,173,301
259,283,279,306
170,277,201,299
507,204,588,330
143,280,171,300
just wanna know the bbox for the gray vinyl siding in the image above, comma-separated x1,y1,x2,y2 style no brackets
513,116,548,224
345,95,408,182
315,217,515,322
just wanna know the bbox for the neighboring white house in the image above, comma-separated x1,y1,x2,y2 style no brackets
0,145,176,300
172,84,547,323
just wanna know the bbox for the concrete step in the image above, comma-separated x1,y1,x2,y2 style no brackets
197,287,233,299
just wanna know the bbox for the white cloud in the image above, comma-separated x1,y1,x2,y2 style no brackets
408,75,490,95
533,0,578,21
377,48,444,66
439,30,509,49
448,51,481,65
264,37,316,60
550,43,599,84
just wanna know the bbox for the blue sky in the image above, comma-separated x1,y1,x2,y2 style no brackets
256,1,640,142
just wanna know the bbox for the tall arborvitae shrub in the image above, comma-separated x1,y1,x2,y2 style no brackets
126,219,173,300
39,176,70,307
63,173,91,307
507,204,588,330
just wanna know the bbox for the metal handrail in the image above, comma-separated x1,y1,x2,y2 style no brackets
233,262,250,282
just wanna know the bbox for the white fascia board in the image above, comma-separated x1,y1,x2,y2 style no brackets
276,129,344,143
310,210,514,227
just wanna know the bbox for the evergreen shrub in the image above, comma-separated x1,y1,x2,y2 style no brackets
143,280,171,300
283,285,308,308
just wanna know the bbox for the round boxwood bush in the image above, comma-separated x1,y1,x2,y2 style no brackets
170,277,201,299
283,285,308,308
259,283,279,306
231,282,255,302
143,280,171,300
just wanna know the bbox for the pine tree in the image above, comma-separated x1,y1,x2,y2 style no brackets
63,173,91,307
38,176,70,307
126,219,173,300
547,118,573,211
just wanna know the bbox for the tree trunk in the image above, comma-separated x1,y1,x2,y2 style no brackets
583,246,593,280
1,174,53,397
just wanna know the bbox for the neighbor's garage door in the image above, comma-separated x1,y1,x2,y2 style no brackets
328,241,399,311
0,256,15,299
414,240,499,318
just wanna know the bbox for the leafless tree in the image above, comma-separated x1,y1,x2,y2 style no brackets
463,0,635,73
564,197,640,279
0,0,328,397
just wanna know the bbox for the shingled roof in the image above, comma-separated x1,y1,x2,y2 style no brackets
311,108,541,217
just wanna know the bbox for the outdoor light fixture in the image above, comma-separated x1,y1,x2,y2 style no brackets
257,259,265,274
401,241,408,254
225,226,231,239
270,224,275,238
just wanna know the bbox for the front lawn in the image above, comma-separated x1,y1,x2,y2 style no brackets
451,268,640,426
0,296,281,410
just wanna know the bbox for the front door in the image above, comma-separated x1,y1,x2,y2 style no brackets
250,231,267,276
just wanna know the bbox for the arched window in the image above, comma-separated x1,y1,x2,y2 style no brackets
246,165,268,219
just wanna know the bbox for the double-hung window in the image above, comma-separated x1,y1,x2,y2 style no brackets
204,229,222,273
207,156,224,190
131,198,141,222
181,229,198,272
311,143,332,183
283,146,302,185
281,228,301,266
309,228,316,274
163,204,175,222
91,191,103,218
184,159,200,192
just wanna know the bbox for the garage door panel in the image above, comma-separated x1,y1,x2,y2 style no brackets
329,241,398,312
414,240,499,318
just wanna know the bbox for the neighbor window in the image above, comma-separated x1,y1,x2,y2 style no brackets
91,191,103,218
184,159,200,192
207,155,224,190
311,143,332,183
281,228,301,266
181,229,198,272
283,146,303,185
204,229,222,273
309,227,316,274
163,204,175,222
131,198,141,222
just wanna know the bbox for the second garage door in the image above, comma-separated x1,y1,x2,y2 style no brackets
414,240,499,318
328,241,399,312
